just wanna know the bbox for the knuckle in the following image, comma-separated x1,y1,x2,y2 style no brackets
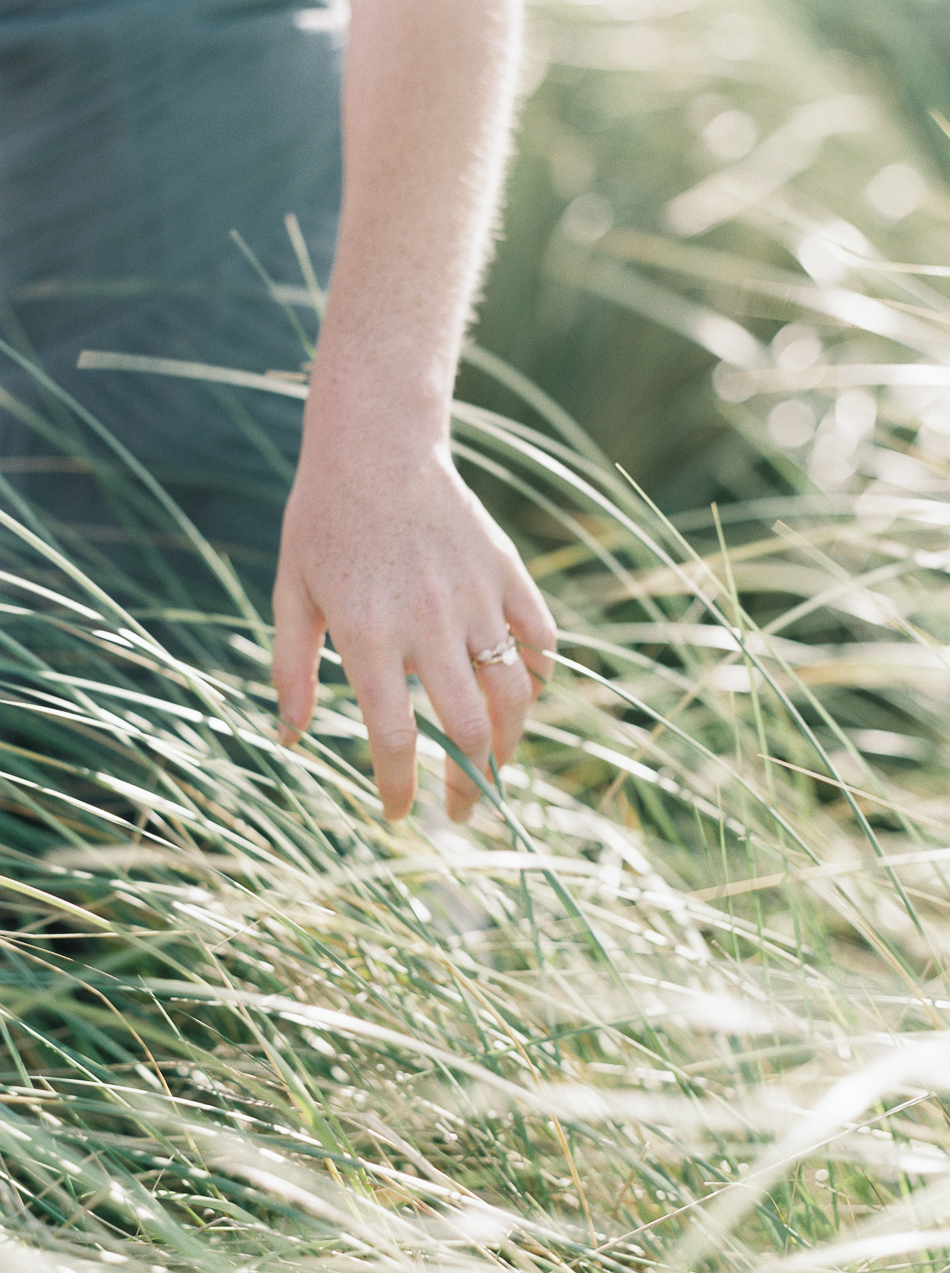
337,600,380,637
373,724,417,759
506,672,534,709
334,616,390,662
487,663,532,706
412,580,452,627
359,626,392,658
533,608,558,649
270,651,304,691
450,712,491,756
529,620,558,654
510,593,557,653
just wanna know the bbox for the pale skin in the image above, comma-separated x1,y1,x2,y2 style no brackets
271,0,557,822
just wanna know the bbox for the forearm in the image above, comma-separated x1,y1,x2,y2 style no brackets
306,0,524,445
274,0,554,823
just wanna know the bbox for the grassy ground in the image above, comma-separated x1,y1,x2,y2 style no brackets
4,1,950,1270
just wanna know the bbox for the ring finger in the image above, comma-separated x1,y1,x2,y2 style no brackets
413,639,493,822
472,633,534,780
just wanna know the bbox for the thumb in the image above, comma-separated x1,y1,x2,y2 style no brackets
272,575,327,746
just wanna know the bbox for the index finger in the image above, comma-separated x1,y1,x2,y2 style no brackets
272,575,327,745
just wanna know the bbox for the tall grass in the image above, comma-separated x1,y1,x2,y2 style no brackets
4,1,950,1270
472,0,950,507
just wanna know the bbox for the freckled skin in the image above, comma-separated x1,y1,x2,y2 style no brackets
271,0,556,821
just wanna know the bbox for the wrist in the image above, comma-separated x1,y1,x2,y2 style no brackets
308,287,461,416
301,344,454,461
297,384,453,480
306,371,451,436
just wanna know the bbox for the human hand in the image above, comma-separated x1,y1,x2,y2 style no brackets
271,418,557,822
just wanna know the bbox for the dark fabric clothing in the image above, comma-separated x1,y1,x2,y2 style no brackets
0,2,344,579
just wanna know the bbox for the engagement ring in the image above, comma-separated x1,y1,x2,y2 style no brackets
472,630,519,667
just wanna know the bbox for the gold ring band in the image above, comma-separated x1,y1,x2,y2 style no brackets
472,630,519,667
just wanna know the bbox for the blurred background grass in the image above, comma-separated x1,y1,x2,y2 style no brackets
465,0,950,515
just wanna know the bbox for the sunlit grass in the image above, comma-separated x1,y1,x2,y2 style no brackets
5,334,950,1270
4,2,950,1270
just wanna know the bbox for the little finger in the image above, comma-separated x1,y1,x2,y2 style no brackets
505,579,557,699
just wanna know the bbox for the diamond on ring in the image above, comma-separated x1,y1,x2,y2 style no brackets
472,631,519,667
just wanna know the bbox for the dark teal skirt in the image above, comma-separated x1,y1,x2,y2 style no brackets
0,1,344,577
